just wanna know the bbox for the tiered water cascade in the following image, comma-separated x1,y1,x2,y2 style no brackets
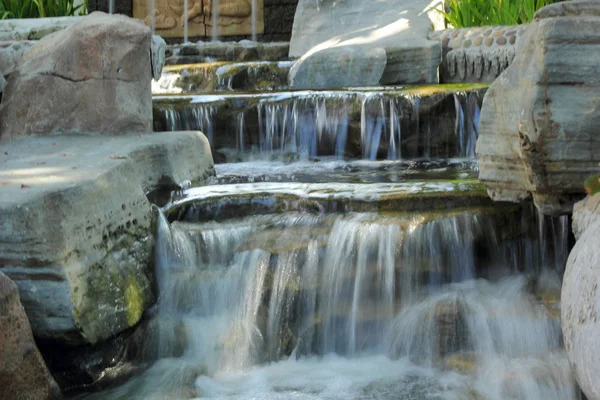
80,42,581,399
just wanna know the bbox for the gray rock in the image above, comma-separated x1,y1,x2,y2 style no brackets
288,0,443,86
151,35,166,81
0,271,62,400
0,16,83,41
476,1,600,215
562,195,600,400
0,131,214,344
288,45,386,89
0,41,36,78
572,194,600,240
0,12,153,140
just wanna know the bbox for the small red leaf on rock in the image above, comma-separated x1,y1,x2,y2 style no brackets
20,184,31,189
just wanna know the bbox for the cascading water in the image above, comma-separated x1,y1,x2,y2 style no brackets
212,0,220,41
85,205,578,399
154,89,484,161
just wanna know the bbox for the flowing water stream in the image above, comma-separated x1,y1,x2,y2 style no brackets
76,49,580,398
82,176,578,399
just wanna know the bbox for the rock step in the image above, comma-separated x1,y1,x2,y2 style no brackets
153,84,487,160
165,41,291,65
153,61,293,94
0,131,214,345
163,180,491,222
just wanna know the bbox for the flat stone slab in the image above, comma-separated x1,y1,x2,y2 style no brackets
0,131,214,344
0,16,83,41
164,180,492,221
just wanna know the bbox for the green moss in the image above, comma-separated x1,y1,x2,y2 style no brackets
124,277,144,326
585,174,600,196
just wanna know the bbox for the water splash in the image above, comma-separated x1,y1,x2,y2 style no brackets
86,208,575,399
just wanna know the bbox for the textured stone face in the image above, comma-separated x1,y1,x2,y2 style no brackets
562,194,600,400
0,271,62,400
0,132,214,345
476,1,600,215
288,0,443,87
430,25,525,84
0,12,153,140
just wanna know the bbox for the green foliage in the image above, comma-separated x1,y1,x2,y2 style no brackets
0,0,86,19
439,0,559,28
584,174,600,196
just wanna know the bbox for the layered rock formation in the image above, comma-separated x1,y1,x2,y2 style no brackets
562,193,600,400
0,271,62,400
288,0,444,88
476,0,600,215
0,132,214,345
0,12,154,139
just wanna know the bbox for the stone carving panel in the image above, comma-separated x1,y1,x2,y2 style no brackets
134,0,264,38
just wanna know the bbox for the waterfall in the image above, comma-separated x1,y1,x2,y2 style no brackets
87,207,576,399
183,0,189,43
156,90,484,161
212,0,220,41
251,0,257,42
109,0,114,13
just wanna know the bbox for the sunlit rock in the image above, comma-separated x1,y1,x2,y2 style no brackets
476,1,600,215
0,12,153,140
288,0,443,87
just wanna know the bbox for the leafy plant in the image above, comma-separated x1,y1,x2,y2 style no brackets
0,0,86,19
584,174,600,196
439,0,561,28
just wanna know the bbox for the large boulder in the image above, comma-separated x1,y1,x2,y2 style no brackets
0,12,153,140
0,271,62,400
476,0,600,215
0,131,214,345
562,193,600,400
288,0,443,88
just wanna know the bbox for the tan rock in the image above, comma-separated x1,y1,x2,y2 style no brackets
0,271,61,400
0,12,153,140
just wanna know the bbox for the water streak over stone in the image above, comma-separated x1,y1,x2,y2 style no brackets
154,87,484,160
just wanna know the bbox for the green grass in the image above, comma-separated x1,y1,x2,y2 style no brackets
0,0,87,19
439,0,560,28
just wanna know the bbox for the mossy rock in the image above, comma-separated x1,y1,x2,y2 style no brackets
584,174,600,195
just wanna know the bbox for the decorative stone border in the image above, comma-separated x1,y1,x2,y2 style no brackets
430,25,528,83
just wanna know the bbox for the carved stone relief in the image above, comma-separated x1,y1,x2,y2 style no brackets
133,0,264,38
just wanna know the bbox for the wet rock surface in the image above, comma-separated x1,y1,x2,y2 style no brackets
476,1,600,215
164,41,291,65
0,271,62,400
0,12,153,139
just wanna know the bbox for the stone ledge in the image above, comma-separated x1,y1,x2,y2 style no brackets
0,131,214,344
